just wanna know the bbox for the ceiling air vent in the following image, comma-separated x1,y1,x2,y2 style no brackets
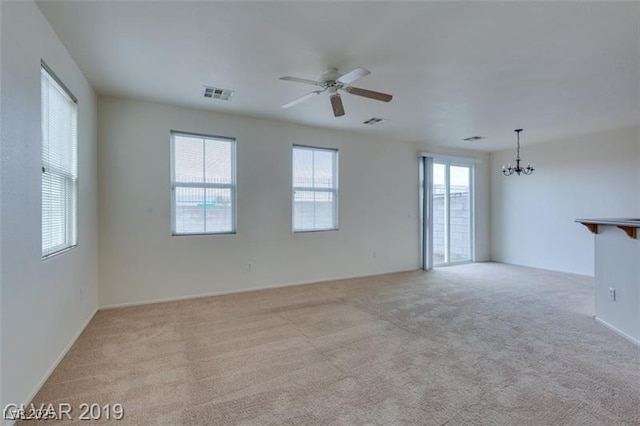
462,136,485,141
363,117,385,125
202,86,234,101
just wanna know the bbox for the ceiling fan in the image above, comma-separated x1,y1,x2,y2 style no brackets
279,67,393,117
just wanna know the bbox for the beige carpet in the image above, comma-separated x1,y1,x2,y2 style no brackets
25,263,639,425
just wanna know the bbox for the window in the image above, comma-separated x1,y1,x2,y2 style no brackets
292,145,338,232
171,132,236,235
41,63,78,258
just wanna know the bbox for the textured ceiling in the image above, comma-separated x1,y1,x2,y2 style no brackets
37,1,639,151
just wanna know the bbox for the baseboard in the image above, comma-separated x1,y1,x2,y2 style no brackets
594,316,640,346
490,260,594,278
9,308,98,425
99,267,420,310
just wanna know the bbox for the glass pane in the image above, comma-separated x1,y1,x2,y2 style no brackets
294,190,315,231
41,68,77,177
432,163,447,265
293,190,335,231
313,191,335,229
175,187,205,234
42,171,68,253
205,188,233,233
174,136,204,183
293,148,313,188
450,165,471,262
313,149,333,188
204,139,233,184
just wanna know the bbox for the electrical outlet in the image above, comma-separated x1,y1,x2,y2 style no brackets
246,261,253,272
608,287,616,302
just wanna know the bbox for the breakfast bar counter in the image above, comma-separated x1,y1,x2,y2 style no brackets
576,218,640,344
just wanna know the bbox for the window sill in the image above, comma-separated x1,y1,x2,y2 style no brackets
172,232,237,236
293,228,339,234
42,244,77,261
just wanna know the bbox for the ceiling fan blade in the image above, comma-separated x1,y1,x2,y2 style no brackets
279,76,324,86
330,93,345,117
282,90,324,109
345,86,393,102
337,67,370,85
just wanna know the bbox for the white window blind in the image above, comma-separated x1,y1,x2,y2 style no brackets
293,145,338,232
41,64,78,258
171,132,236,235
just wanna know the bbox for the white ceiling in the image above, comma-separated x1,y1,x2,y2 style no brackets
37,1,639,151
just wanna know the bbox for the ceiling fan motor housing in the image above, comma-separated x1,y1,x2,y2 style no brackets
321,68,342,84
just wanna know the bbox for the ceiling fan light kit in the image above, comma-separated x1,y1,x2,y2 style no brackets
279,67,393,117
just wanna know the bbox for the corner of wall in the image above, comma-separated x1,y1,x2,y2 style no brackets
488,125,640,274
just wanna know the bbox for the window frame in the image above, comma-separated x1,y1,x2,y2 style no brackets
170,130,237,236
292,144,339,233
41,61,78,259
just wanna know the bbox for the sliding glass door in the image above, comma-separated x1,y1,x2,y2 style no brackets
423,158,474,268
432,163,447,265
448,164,472,264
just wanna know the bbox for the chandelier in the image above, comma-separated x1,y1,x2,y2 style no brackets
502,129,534,176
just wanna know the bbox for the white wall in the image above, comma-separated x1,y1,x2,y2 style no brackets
491,125,640,275
475,151,492,262
98,97,490,307
593,225,640,343
0,0,98,414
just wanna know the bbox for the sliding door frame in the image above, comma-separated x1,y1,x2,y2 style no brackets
420,154,478,269
420,157,434,270
445,162,474,266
